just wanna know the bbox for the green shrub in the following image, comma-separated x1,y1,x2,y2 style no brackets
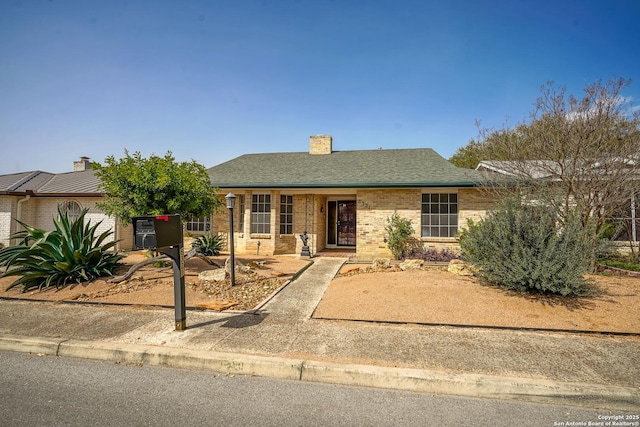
192,233,224,256
385,212,414,259
0,207,123,292
598,259,640,272
459,197,595,296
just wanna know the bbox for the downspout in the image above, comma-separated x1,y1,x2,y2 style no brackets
15,194,30,244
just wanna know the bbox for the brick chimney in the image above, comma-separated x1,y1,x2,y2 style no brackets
73,156,91,171
309,135,332,155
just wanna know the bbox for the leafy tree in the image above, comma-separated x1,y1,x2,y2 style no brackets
93,151,223,225
449,127,525,169
449,139,484,169
474,77,640,240
0,207,123,292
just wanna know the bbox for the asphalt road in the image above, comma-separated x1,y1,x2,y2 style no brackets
0,351,634,427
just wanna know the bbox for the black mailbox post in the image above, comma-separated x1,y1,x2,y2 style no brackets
132,215,186,331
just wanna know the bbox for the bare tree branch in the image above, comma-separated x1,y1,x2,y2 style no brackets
475,77,640,239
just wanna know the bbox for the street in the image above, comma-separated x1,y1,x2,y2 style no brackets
0,350,629,427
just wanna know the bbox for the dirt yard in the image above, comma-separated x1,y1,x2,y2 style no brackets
313,264,640,334
0,253,311,311
1,254,639,333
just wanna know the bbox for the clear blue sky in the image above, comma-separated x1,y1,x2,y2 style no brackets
1,0,639,173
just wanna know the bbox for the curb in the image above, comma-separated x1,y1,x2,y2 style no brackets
0,334,303,380
300,360,640,410
1,334,638,411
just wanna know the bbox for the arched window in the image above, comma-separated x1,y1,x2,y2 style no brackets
59,200,83,223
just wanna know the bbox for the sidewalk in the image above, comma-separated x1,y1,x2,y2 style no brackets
1,257,639,411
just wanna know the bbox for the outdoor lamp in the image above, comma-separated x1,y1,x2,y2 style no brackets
225,192,236,209
225,193,236,285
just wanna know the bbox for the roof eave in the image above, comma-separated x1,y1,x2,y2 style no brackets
31,192,104,197
212,181,482,189
0,191,28,196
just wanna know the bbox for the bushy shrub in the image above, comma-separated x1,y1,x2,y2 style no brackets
191,233,223,256
402,247,459,262
0,208,123,292
459,197,595,296
385,212,414,259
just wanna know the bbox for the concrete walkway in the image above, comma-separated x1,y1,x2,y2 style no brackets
1,257,639,411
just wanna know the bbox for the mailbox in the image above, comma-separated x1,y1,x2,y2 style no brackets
132,214,186,331
133,215,182,249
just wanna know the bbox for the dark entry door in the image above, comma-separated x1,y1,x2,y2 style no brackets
327,201,356,246
337,201,356,246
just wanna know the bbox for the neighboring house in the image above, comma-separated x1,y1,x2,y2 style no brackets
476,160,639,243
207,135,491,258
475,160,561,180
0,157,133,250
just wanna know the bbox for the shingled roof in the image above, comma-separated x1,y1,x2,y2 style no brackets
36,170,101,195
0,171,55,193
0,170,101,196
207,148,482,188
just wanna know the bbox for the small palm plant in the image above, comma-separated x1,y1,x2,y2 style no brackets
0,207,123,292
191,233,224,256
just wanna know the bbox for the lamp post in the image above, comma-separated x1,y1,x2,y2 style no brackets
225,193,236,286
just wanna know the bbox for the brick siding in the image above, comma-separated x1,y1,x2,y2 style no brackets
210,187,494,258
0,196,130,250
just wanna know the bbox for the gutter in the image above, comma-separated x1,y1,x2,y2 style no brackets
211,181,483,189
0,191,104,198
32,193,104,197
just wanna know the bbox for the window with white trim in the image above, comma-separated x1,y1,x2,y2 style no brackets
251,194,271,234
186,216,210,233
280,195,293,235
59,200,82,223
421,193,458,238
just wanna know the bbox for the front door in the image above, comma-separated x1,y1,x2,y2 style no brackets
327,201,356,246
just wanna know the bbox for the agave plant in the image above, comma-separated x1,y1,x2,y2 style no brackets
191,233,223,256
0,207,124,292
